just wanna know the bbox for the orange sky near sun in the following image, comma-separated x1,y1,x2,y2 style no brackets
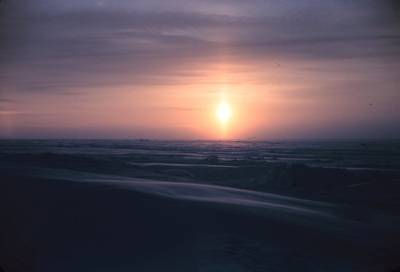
0,56,397,139
1,58,399,140
1,0,400,139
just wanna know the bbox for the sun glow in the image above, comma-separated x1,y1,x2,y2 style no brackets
217,101,232,124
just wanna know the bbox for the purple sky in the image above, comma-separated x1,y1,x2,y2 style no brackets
0,0,399,139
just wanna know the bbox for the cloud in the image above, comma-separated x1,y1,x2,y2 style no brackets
1,1,400,96
0,0,400,138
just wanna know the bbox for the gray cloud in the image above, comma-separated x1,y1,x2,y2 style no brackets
1,0,400,95
0,0,399,138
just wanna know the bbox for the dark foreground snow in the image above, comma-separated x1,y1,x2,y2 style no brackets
1,140,400,271
1,172,400,271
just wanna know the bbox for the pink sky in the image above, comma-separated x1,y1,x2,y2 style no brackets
1,1,399,139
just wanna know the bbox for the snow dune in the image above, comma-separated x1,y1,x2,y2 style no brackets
1,171,399,271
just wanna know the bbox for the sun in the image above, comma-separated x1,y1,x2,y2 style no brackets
216,101,232,124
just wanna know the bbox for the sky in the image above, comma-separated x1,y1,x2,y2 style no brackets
0,0,399,139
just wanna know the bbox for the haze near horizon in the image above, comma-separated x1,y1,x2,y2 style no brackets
1,0,399,139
